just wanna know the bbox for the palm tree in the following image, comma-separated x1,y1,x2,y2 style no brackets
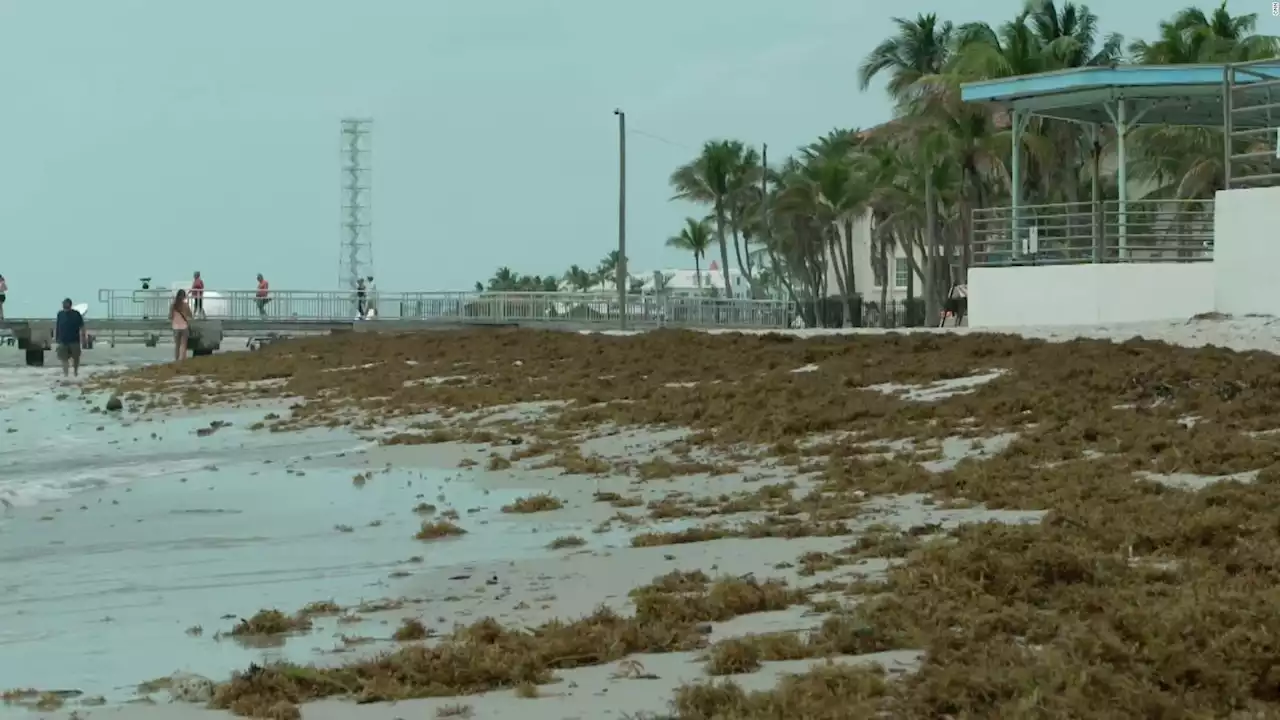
1026,0,1123,69
670,140,757,298
487,267,518,291
1129,2,1279,63
666,218,714,291
596,250,624,289
562,265,593,292
858,13,956,105
654,3,1280,329
1129,4,1280,199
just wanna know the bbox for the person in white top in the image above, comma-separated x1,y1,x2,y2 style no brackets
169,289,193,364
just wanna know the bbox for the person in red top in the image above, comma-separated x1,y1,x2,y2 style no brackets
255,273,270,318
190,271,206,319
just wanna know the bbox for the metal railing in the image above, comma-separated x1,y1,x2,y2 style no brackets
972,199,1214,267
94,289,792,330
1224,59,1280,188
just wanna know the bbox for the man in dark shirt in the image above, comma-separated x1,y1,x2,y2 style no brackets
55,298,86,377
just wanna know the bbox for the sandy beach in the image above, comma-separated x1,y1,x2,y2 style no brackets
6,317,1280,718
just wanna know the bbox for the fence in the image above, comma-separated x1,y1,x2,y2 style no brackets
95,289,792,330
972,199,1214,267
1224,59,1280,189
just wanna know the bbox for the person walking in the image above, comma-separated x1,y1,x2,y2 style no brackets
365,276,378,319
190,271,206,319
355,277,367,319
255,273,270,318
170,289,193,363
55,298,86,377
0,274,7,321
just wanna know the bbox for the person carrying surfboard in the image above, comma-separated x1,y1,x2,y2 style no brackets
255,274,270,318
55,298,86,378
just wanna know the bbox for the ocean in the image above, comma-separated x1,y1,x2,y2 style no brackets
0,346,542,707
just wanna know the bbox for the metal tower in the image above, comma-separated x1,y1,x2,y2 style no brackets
339,118,373,289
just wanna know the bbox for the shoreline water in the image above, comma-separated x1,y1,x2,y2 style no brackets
6,320,1280,718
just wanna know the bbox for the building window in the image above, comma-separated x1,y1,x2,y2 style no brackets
894,258,909,289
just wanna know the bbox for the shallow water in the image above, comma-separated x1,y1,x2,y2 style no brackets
0,347,541,705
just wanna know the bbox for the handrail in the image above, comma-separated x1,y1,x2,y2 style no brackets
93,289,793,330
972,199,1213,267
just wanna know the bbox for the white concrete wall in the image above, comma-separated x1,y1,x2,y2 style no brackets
825,210,925,301
1214,186,1280,317
969,263,1214,328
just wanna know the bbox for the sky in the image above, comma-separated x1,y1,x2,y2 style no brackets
0,0,1269,317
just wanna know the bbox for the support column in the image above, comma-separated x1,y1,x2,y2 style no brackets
1102,99,1162,260
1116,100,1128,259
1010,109,1030,261
1089,123,1102,263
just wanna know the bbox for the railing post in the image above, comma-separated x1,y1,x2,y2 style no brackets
1093,199,1104,263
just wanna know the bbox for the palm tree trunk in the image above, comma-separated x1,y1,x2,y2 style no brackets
827,230,851,327
923,171,941,326
694,253,703,291
714,205,734,299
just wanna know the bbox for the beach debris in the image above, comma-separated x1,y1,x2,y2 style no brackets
415,520,466,540
104,395,123,412
225,609,313,637
2,688,83,711
547,535,586,549
500,493,564,514
297,600,342,617
168,672,216,703
611,659,658,680
391,618,430,641
195,420,231,437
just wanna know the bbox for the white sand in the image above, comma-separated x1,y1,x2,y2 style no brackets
15,314,1277,720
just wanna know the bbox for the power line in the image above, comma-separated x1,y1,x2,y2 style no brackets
628,127,693,150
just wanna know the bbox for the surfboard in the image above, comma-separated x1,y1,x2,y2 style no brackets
72,303,89,317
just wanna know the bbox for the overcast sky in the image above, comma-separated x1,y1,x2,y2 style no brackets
0,0,1265,316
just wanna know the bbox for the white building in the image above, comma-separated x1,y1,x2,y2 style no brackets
585,261,752,297
825,211,926,306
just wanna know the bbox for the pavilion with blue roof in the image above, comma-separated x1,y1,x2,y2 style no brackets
959,60,1280,265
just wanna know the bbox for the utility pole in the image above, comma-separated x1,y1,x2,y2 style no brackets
760,143,767,298
614,109,627,331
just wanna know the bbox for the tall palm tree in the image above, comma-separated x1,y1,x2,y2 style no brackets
858,13,956,104
1129,2,1279,63
666,218,714,290
670,140,757,298
1026,0,1123,69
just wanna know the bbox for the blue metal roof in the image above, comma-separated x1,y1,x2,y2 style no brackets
961,63,1280,103
959,63,1280,128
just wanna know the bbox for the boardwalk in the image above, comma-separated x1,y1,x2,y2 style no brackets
2,289,793,364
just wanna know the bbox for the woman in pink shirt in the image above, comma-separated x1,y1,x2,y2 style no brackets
170,289,193,363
